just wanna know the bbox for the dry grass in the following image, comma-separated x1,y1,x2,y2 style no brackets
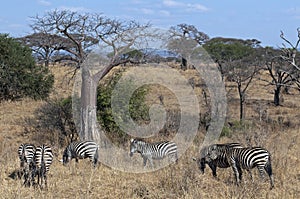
0,64,299,198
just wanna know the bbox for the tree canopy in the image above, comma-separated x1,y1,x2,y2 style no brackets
0,34,54,101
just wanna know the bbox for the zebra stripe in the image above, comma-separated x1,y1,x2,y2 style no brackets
198,143,243,177
62,141,99,166
18,143,36,186
35,144,53,189
208,145,274,189
129,138,178,167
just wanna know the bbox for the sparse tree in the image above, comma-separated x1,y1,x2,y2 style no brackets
263,47,294,106
169,23,209,45
204,37,262,121
17,33,68,66
169,24,209,69
280,29,300,71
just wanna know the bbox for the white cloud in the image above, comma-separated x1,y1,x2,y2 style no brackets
37,0,51,6
140,8,155,15
57,6,91,13
159,10,171,16
188,3,209,12
163,0,183,7
162,0,209,12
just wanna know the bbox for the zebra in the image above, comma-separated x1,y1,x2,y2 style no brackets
129,138,178,167
18,143,36,186
195,143,243,178
61,141,99,167
207,145,274,189
35,144,53,189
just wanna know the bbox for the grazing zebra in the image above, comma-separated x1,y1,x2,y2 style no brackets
129,138,178,167
207,145,274,189
18,143,36,186
61,141,99,167
196,143,243,177
35,144,53,189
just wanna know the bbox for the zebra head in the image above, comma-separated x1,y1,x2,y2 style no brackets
192,157,206,174
198,146,209,173
130,138,144,157
62,147,72,165
206,144,219,161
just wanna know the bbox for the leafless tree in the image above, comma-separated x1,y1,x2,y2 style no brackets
280,28,300,71
226,59,260,121
262,30,300,106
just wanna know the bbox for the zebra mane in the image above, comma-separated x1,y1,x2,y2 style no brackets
131,138,145,143
199,145,211,158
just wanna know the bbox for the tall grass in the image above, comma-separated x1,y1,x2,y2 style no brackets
0,65,299,198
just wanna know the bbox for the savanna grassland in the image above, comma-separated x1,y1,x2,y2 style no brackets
0,64,299,199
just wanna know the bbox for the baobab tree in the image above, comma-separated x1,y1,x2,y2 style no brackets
30,10,155,142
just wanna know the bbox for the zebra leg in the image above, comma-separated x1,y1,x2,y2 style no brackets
208,162,217,177
149,158,154,168
236,165,243,181
264,161,274,189
231,161,241,185
174,152,178,164
143,156,148,167
93,147,99,167
23,166,30,187
257,166,266,179
168,153,178,165
44,174,48,190
246,169,253,182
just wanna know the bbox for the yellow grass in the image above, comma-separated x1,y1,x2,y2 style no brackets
0,64,299,198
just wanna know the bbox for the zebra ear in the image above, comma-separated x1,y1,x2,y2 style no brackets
59,159,63,163
130,138,134,143
211,145,217,150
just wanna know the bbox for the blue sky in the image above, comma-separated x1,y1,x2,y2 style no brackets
1,0,300,47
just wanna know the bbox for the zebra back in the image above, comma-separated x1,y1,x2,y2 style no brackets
226,146,271,169
62,140,99,165
18,143,36,168
199,143,243,174
35,144,53,173
130,139,177,157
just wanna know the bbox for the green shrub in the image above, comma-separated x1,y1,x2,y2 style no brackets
97,69,149,144
0,34,53,101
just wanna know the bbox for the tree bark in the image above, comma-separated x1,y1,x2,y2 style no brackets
238,84,244,121
274,86,281,106
79,66,100,142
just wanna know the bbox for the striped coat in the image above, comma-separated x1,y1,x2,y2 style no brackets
130,139,178,167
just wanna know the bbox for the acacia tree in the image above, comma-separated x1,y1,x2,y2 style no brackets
17,33,69,66
30,10,154,142
204,38,262,121
169,24,209,70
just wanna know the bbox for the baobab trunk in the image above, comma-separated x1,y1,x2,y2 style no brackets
80,67,100,142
